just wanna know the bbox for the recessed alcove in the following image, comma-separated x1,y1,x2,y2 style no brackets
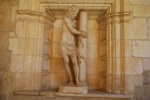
11,0,132,98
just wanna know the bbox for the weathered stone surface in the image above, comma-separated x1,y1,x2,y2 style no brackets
130,18,147,39
87,59,99,74
87,44,98,58
125,40,132,57
130,0,141,5
88,20,99,30
133,41,150,57
88,30,99,43
148,18,150,39
134,85,150,100
16,21,25,37
59,85,88,94
130,0,150,5
125,75,134,94
0,50,11,71
11,55,24,72
51,58,65,74
53,29,62,42
9,38,19,54
50,73,68,90
143,71,150,85
52,43,62,58
0,94,7,100
87,74,99,90
0,32,9,50
130,5,150,17
143,58,150,71
54,19,63,28
125,58,143,75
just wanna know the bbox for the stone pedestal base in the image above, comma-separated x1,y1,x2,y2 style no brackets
59,85,88,94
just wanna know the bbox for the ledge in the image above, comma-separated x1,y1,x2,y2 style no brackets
14,90,133,99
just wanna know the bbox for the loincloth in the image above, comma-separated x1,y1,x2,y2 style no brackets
60,41,78,57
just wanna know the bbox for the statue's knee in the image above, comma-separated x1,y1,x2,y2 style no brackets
64,60,69,65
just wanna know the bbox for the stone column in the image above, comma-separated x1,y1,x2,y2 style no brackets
78,11,88,85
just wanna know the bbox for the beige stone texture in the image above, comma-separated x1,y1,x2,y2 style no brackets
143,58,150,71
53,29,62,42
129,18,147,39
130,0,150,5
87,74,99,90
125,75,134,94
59,85,88,94
99,75,106,91
24,56,42,72
130,5,150,17
41,74,50,89
43,43,49,55
88,30,99,43
99,59,107,72
37,39,44,56
87,59,99,74
99,44,106,57
87,44,98,58
28,23,36,38
147,18,150,39
24,56,35,72
44,28,49,40
88,20,99,30
50,73,68,90
49,29,53,42
52,43,62,58
48,44,52,56
9,31,16,38
125,58,143,75
54,19,63,28
130,0,142,5
26,39,37,56
34,73,42,89
113,24,120,40
51,58,66,74
15,72,24,89
11,55,24,72
133,41,150,57
125,40,132,57
9,38,19,54
37,24,45,39
22,73,36,90
18,38,26,54
125,74,143,94
123,23,130,39
42,58,49,71
16,21,25,37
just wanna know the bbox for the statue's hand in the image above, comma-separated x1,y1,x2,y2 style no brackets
80,31,88,38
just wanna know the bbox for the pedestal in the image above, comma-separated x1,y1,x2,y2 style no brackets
59,85,88,94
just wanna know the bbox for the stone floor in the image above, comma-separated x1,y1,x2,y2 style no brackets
10,90,134,100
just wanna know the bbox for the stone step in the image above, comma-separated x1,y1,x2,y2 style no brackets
10,91,133,100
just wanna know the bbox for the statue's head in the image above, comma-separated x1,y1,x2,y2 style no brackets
66,5,79,19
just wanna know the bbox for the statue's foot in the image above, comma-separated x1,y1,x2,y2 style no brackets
69,81,73,85
76,81,81,86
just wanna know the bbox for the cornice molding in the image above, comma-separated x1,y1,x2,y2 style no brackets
97,12,132,23
17,10,56,22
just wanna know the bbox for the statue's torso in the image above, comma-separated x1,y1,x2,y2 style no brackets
61,17,76,44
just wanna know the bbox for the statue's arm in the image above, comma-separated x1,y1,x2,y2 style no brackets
64,17,80,34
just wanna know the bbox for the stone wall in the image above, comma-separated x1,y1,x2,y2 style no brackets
0,0,19,99
129,0,150,99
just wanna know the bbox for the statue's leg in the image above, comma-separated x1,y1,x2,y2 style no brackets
62,53,73,84
71,55,81,86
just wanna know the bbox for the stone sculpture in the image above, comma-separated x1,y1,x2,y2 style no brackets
60,5,87,87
